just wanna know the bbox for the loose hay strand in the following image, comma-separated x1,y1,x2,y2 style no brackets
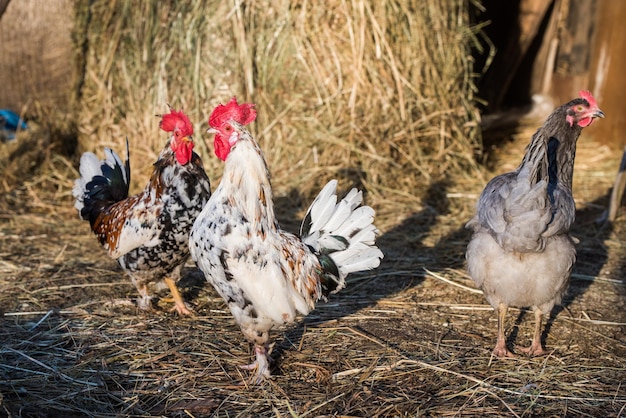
424,267,484,294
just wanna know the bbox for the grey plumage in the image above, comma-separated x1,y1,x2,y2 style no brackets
466,92,604,357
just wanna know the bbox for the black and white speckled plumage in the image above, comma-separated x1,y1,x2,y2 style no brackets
73,139,211,313
189,122,382,382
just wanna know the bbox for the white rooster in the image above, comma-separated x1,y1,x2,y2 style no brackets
189,97,383,382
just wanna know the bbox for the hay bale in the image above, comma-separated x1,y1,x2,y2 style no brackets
244,0,483,198
76,0,482,206
0,0,75,130
75,0,242,189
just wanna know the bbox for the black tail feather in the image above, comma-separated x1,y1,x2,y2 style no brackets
80,139,131,225
318,254,341,296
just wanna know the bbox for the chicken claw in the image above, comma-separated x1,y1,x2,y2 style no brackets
164,277,194,316
517,308,547,356
239,344,271,384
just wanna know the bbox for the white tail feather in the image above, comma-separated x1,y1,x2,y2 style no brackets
72,152,102,212
301,180,383,286
333,245,383,277
321,188,362,232
79,152,103,180
306,180,339,234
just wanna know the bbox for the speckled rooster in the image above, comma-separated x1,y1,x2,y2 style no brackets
73,109,211,315
189,97,384,382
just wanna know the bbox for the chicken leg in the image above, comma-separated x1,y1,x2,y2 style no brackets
164,277,193,316
240,343,272,383
493,303,514,357
518,307,546,356
135,282,153,311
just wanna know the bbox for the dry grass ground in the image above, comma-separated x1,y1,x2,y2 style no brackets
0,115,625,417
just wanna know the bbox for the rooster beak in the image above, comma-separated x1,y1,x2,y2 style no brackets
593,109,605,118
207,127,217,134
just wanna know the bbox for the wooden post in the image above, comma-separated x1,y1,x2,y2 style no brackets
0,1,9,20
548,0,597,103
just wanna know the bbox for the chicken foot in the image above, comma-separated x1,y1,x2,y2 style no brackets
135,282,154,311
493,303,514,357
518,307,547,356
240,343,272,383
163,277,193,316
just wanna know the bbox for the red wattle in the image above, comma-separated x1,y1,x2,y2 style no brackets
172,140,194,165
214,134,230,161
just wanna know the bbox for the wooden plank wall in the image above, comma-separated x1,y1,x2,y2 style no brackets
479,0,624,148
586,0,626,148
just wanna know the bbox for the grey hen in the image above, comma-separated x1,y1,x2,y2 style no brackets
466,90,604,357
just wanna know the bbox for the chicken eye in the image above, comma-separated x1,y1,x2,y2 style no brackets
576,105,585,112
224,125,232,132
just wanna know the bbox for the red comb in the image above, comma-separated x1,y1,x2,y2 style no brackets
160,108,194,137
579,90,597,108
209,97,257,129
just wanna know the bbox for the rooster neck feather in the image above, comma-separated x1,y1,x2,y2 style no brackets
519,105,582,191
221,133,276,230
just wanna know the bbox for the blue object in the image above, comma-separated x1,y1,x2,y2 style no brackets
0,109,27,141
